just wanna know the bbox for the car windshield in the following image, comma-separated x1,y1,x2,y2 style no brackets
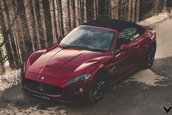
59,26,116,52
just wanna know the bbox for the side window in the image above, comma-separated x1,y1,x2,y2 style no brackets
114,27,140,54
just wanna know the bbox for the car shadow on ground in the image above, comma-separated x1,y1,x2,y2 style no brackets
0,56,172,115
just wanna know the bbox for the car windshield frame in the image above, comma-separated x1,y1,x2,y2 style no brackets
59,26,117,53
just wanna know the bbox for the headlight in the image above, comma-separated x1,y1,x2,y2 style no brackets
66,74,91,85
21,62,25,75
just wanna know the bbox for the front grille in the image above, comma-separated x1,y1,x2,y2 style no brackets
23,79,61,95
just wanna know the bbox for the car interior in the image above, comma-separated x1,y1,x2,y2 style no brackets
114,26,145,54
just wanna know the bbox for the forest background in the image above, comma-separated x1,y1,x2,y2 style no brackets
0,0,169,74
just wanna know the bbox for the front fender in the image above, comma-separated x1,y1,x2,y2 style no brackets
74,56,111,79
26,50,45,69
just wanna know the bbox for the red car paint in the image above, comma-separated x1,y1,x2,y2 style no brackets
22,25,156,103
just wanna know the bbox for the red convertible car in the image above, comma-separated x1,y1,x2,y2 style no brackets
21,19,156,103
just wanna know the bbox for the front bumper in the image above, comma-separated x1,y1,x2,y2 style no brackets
22,79,93,103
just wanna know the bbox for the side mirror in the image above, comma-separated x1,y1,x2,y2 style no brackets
57,34,62,41
120,44,129,51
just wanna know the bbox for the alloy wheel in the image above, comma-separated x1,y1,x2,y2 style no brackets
145,45,155,68
90,73,106,103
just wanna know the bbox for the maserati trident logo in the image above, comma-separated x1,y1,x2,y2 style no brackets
41,77,44,80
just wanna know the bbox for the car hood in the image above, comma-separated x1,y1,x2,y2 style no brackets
27,46,110,84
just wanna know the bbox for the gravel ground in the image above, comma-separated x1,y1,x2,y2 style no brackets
0,70,20,91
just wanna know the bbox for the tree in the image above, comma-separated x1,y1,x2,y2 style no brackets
93,0,99,20
9,0,24,64
136,0,140,22
39,0,48,48
70,0,76,29
80,0,85,23
153,0,159,15
127,0,132,21
0,1,16,68
110,0,119,19
98,0,110,19
49,0,58,43
76,0,81,25
3,0,20,66
23,0,36,51
86,0,94,22
15,0,34,55
56,0,64,36
0,43,5,73
42,0,53,46
66,0,72,32
12,0,28,61
132,0,136,22
32,0,41,49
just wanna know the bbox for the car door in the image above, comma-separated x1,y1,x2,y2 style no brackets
108,27,141,84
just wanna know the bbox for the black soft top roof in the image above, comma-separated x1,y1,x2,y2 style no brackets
81,19,142,31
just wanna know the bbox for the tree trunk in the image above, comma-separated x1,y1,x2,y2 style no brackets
136,0,140,22
99,0,105,18
118,0,122,20
108,0,111,19
53,0,60,36
66,0,71,32
86,0,94,22
127,0,132,21
93,0,98,20
70,0,76,29
29,0,39,50
32,0,41,49
0,48,5,74
154,0,159,15
0,2,15,68
52,0,58,42
132,0,136,22
111,0,119,19
163,0,167,11
3,0,20,66
49,0,58,43
80,0,84,23
11,25,23,64
39,0,48,48
98,0,110,19
124,0,128,21
42,0,53,46
15,0,34,55
56,0,64,36
10,0,23,64
84,0,87,22
76,0,81,25
23,0,35,51
11,0,27,61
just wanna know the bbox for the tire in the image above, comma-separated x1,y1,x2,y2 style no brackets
89,71,107,103
144,44,156,68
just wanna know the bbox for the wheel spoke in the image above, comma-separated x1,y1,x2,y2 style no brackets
91,76,106,101
146,46,155,68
